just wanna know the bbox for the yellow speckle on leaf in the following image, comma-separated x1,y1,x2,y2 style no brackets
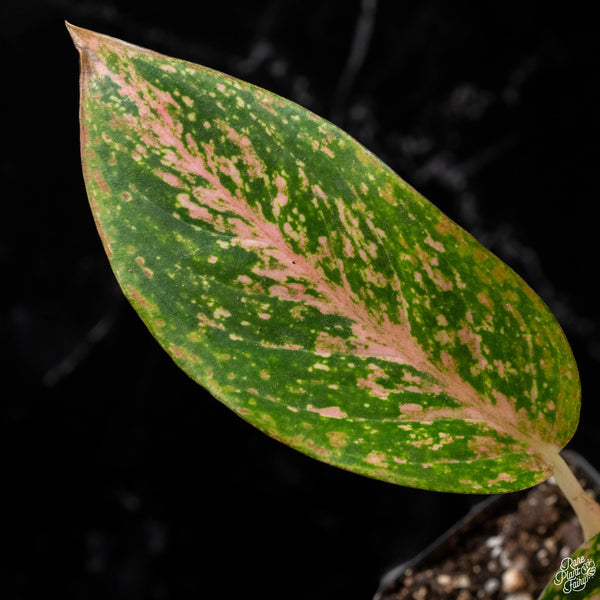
313,363,330,371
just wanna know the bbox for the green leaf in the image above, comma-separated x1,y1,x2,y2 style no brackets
538,532,600,599
68,23,580,493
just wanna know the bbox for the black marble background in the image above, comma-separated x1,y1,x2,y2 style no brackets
3,1,600,598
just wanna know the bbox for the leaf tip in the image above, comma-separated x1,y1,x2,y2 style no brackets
65,21,83,49
65,22,101,55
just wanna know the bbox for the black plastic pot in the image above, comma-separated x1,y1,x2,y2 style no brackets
374,450,600,600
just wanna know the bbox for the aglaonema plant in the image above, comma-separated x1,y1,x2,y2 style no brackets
67,23,600,597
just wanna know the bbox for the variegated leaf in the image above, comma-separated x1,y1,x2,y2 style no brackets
68,23,580,493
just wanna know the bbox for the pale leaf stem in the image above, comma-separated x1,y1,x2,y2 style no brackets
547,449,600,542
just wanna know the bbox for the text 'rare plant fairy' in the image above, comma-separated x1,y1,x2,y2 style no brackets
67,23,600,598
